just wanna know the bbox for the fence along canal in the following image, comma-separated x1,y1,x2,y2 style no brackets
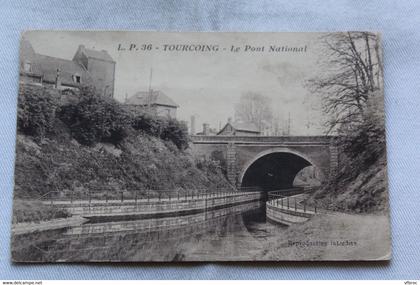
266,187,319,226
38,188,264,220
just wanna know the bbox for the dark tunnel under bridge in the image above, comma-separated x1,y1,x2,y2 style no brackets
239,152,316,192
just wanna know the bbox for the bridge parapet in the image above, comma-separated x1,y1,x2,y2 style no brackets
191,135,336,145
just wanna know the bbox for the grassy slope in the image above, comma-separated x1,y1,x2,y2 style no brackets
309,153,389,214
14,120,232,201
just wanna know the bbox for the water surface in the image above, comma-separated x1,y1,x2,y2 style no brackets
12,201,287,262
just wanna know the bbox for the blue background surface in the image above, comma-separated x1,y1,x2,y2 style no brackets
1,0,419,280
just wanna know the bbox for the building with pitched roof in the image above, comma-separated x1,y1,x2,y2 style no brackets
19,39,115,97
217,118,261,136
125,89,179,119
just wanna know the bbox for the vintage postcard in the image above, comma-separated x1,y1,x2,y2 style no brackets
11,31,390,262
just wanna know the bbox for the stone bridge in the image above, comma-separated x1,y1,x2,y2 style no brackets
190,135,338,190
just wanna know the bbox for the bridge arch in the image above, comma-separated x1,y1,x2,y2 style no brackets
238,147,326,190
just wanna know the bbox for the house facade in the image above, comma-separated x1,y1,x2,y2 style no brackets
217,118,261,136
125,90,179,119
19,39,115,97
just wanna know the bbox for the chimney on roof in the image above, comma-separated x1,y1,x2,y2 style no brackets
190,115,196,135
79,45,85,50
203,123,210,136
228,117,233,124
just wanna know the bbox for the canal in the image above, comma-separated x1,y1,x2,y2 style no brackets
11,200,288,262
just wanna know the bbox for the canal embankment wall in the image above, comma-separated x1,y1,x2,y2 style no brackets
266,195,316,226
48,191,264,221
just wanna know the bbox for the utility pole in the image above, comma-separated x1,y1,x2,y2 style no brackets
148,68,153,93
55,68,61,89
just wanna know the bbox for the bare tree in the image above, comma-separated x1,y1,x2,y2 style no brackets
234,92,273,132
308,32,383,134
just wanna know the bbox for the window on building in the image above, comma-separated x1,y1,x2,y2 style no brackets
23,62,31,72
73,74,81,83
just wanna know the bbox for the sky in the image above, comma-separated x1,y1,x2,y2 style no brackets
24,31,328,135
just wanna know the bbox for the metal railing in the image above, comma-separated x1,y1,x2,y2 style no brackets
34,188,263,205
267,186,320,214
190,135,335,144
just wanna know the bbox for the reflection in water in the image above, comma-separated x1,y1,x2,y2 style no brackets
12,201,286,262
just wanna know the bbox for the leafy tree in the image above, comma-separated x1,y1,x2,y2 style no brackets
58,88,130,146
17,86,59,140
308,32,386,177
308,32,383,134
234,92,273,131
161,118,189,150
131,112,167,137
307,33,387,213
131,111,189,150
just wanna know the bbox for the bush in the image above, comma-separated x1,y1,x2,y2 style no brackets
131,113,189,150
58,88,130,146
131,112,166,137
161,118,189,150
335,113,385,180
17,85,59,139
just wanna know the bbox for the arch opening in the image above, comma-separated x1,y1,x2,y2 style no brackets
293,165,322,187
240,152,316,192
